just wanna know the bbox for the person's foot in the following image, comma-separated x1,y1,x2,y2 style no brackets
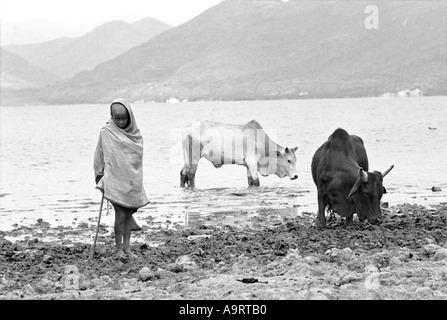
124,250,134,259
115,249,126,260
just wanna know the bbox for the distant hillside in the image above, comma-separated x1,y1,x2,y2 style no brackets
4,18,172,79
0,49,60,105
0,49,59,89
4,0,447,105
0,19,96,45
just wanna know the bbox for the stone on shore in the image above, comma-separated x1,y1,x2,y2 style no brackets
327,248,353,264
62,274,85,290
139,267,155,282
175,255,199,270
364,265,380,274
64,265,79,274
22,284,36,296
434,248,447,261
424,244,441,255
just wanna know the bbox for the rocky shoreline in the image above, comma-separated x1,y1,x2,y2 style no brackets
1,203,447,300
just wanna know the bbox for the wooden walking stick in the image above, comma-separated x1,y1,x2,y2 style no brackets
90,193,105,260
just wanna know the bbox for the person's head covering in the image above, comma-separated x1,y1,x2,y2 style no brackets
106,98,142,144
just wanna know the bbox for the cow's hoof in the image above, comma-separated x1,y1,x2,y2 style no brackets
368,218,382,225
344,221,354,228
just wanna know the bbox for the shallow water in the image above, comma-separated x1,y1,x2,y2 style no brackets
1,96,446,231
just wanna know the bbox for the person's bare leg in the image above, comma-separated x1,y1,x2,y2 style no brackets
123,209,134,258
113,203,126,259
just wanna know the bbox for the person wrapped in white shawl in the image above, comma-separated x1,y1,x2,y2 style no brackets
94,99,149,258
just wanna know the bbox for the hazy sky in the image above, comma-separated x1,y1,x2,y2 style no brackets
0,0,223,25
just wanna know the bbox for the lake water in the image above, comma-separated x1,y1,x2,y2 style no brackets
1,96,446,232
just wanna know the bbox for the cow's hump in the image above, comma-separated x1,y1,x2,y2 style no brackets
244,119,263,130
327,128,353,152
330,128,350,140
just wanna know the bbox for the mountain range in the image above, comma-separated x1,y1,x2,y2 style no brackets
0,48,59,88
0,19,97,46
4,17,172,79
1,0,446,105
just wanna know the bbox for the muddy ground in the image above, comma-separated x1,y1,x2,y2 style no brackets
1,203,447,301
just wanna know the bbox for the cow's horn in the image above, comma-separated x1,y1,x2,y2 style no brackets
380,165,394,178
359,167,368,182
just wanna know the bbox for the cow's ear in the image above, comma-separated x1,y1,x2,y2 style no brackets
347,179,361,199
291,147,298,153
383,186,387,194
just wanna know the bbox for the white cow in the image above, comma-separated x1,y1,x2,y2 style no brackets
180,120,299,188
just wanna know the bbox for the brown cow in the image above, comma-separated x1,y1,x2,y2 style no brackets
311,128,393,228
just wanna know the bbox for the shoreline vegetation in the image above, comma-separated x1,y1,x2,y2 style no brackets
0,90,440,107
0,89,440,107
1,202,446,300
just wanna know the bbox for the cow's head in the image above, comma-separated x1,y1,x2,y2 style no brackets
347,165,394,224
275,147,299,180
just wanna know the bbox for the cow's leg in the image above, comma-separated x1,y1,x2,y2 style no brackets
345,215,354,227
246,161,260,187
185,164,198,189
316,190,326,228
182,132,201,189
246,168,254,186
180,165,188,187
